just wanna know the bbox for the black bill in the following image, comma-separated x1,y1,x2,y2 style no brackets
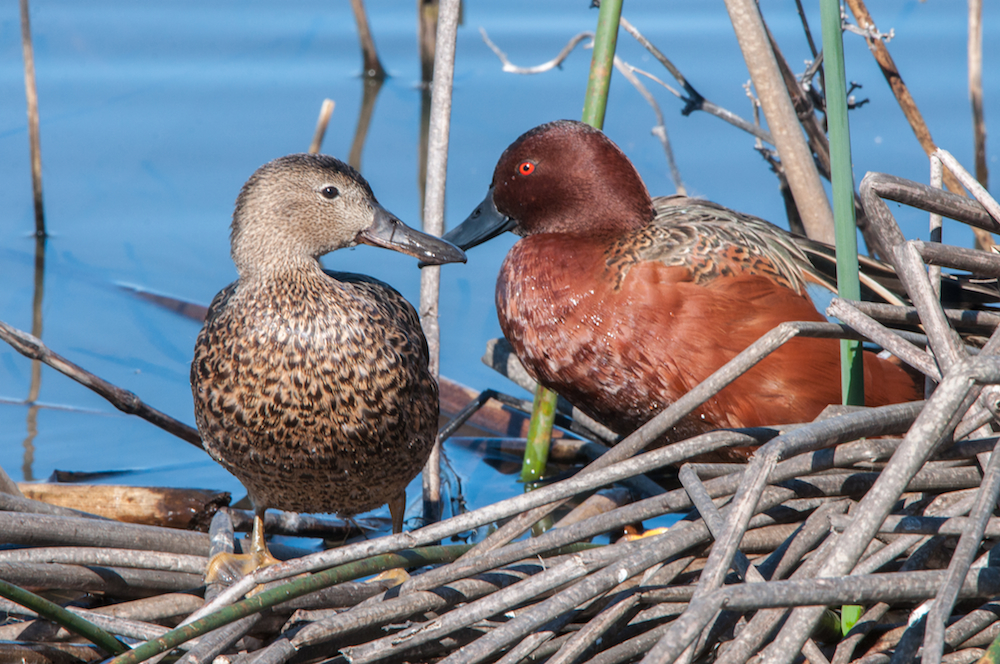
442,187,518,251
359,205,467,266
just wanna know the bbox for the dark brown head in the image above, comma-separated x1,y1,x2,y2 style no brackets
444,121,654,250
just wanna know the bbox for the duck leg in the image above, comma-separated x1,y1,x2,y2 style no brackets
388,489,406,534
369,490,411,587
205,504,281,583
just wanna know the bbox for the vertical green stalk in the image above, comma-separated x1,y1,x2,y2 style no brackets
820,0,863,406
822,0,865,628
521,0,624,485
581,0,623,129
521,384,558,482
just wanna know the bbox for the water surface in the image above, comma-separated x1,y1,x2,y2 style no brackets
1,1,997,530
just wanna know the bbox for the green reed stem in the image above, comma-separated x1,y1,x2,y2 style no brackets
521,384,559,482
820,0,863,406
110,545,471,664
581,0,623,129
0,577,129,655
521,0,624,487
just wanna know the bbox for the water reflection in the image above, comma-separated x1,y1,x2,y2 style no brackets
21,235,46,483
348,77,384,172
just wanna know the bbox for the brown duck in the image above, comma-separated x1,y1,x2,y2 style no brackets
191,153,465,570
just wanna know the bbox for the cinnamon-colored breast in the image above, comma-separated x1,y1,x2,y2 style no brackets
498,229,920,444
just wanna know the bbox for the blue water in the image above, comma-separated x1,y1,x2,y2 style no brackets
1,1,998,527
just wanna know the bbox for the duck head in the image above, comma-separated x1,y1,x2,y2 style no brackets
444,120,654,251
231,153,465,276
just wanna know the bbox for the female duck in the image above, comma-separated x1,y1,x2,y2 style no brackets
445,120,919,445
192,154,465,570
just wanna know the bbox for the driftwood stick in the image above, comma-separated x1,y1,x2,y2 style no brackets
865,172,1000,233
0,319,203,449
848,301,1000,336
0,511,210,556
759,360,992,664
923,436,1000,661
935,148,1000,223
0,547,206,575
17,483,229,530
911,239,1000,277
827,298,939,379
0,562,203,596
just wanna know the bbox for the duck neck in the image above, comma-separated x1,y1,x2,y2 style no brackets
231,228,326,281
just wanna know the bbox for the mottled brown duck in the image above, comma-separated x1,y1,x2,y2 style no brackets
191,153,465,571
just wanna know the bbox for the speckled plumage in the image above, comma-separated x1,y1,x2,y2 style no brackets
192,270,436,516
191,153,463,539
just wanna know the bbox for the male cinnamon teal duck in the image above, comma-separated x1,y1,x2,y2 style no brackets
191,153,465,571
444,120,920,447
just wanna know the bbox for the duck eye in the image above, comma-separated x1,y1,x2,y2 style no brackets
320,185,340,200
517,161,536,176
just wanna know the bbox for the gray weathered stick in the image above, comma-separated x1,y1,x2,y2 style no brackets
723,0,834,242
419,0,462,526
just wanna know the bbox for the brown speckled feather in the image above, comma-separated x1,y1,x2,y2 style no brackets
192,269,436,515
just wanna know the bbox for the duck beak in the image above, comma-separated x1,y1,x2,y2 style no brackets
442,187,518,251
359,205,467,266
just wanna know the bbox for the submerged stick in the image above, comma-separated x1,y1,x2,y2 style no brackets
0,319,203,449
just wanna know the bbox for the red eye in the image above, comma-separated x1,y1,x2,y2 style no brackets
518,161,536,176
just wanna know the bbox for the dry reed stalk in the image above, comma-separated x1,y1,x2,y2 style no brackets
845,0,995,251
418,0,461,527
307,99,335,155
969,0,987,190
722,0,834,243
19,0,44,236
349,0,385,80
